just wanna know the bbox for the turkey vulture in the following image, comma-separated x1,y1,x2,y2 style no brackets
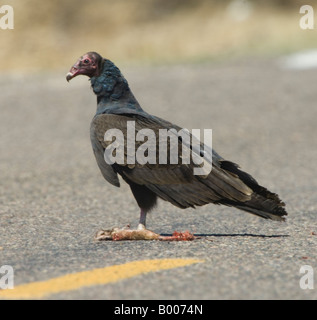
66,52,287,240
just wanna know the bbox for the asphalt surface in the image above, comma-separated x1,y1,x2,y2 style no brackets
0,57,316,300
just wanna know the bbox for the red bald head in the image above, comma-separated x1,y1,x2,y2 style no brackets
66,52,103,82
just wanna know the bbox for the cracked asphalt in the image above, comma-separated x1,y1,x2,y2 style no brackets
0,57,316,299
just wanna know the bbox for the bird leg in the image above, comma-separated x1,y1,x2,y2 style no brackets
94,208,196,241
137,208,147,230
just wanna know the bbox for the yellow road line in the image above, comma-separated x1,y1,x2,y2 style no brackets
0,258,203,299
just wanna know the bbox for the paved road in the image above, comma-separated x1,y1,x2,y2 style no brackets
0,57,316,300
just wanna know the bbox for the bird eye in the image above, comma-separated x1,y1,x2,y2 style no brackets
83,59,90,64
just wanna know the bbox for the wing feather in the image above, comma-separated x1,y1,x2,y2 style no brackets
91,112,253,207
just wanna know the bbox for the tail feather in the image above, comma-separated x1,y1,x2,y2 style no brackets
233,194,287,221
220,160,288,221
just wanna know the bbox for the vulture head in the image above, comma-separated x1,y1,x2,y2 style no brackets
66,52,103,82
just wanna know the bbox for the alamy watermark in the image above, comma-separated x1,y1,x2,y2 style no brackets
299,5,314,29
103,121,213,176
0,5,13,29
299,265,314,290
0,265,14,289
0,5,315,31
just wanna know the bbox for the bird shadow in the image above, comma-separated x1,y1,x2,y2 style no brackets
160,233,289,238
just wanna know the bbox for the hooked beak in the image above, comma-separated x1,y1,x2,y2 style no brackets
66,65,80,82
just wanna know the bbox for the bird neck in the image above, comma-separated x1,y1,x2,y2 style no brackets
90,59,142,113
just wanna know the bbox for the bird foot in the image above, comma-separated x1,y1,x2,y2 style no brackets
94,225,196,241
